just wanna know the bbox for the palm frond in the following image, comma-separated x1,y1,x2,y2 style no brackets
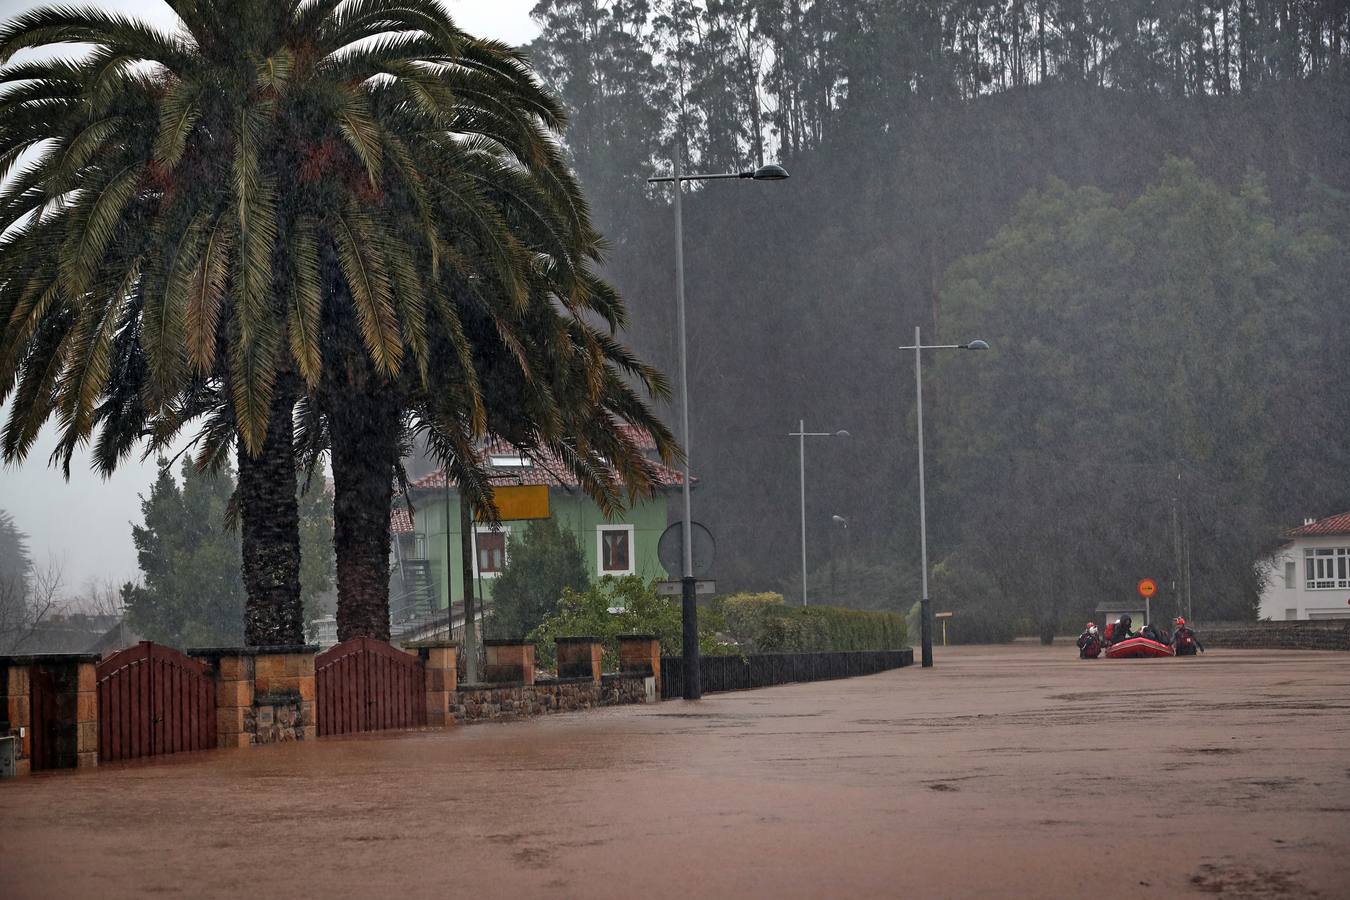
286,219,322,386
332,203,401,376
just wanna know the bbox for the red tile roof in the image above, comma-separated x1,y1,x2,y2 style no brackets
408,435,686,493
1290,512,1350,537
615,423,657,451
391,506,414,535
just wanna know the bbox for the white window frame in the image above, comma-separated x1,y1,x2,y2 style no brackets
596,524,636,577
1303,546,1350,590
472,525,510,578
488,454,532,468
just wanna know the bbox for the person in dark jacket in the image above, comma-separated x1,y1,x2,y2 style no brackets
1110,614,1138,643
1172,617,1204,655
1140,622,1170,644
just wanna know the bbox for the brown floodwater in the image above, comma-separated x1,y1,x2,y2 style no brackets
2,644,1347,899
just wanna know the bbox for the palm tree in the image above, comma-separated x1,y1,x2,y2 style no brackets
1,1,678,646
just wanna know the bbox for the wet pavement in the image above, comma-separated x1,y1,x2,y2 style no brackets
2,644,1348,899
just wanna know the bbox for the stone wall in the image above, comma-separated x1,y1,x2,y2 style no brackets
1199,620,1350,651
248,691,308,744
451,673,650,723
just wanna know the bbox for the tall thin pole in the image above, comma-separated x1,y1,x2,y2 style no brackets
915,325,933,668
1171,468,1183,624
444,477,453,640
673,146,701,700
459,495,479,683
799,419,808,606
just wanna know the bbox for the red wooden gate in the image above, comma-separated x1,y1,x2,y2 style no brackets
28,665,59,771
96,642,216,763
316,638,426,737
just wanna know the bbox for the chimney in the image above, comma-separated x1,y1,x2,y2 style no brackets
1304,518,1316,526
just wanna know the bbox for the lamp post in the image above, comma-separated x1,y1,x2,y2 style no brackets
831,515,849,603
788,422,849,606
649,156,789,699
898,327,988,668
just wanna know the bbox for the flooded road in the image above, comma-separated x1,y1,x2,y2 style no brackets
2,645,1348,898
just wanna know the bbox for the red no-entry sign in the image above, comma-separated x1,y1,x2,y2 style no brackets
1137,578,1158,598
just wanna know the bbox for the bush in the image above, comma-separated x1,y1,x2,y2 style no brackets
929,561,1014,644
528,575,729,669
485,519,588,640
716,592,907,653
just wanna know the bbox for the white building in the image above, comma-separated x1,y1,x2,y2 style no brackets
1258,512,1350,621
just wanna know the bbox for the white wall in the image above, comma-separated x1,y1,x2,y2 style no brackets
1258,536,1350,620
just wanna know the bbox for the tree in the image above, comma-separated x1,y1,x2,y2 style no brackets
0,509,30,610
0,1,676,652
485,518,589,639
933,159,1347,628
0,509,47,652
122,461,244,647
121,458,333,648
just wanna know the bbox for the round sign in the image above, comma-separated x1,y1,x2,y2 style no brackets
1137,578,1157,598
658,521,715,578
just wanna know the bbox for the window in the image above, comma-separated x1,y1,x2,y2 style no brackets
597,525,635,576
474,528,508,577
1284,561,1296,589
1285,609,1298,621
488,454,531,468
1303,547,1350,590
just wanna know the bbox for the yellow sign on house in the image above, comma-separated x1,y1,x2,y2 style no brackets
480,484,550,521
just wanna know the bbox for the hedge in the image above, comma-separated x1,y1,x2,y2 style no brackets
716,593,908,653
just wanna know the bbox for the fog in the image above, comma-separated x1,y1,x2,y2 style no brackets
1,0,1347,650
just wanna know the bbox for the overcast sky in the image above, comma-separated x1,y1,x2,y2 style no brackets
0,1,541,592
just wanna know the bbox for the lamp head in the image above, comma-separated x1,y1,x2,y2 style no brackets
963,339,990,350
834,429,851,437
750,163,790,181
831,515,848,527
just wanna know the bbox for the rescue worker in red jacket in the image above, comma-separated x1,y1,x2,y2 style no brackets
1172,617,1204,655
1077,622,1103,658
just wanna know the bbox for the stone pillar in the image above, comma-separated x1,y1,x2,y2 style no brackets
556,636,604,683
74,658,97,768
196,651,255,749
407,641,458,726
618,635,661,695
481,640,535,685
190,645,317,747
1,660,31,776
251,646,316,743
0,654,99,771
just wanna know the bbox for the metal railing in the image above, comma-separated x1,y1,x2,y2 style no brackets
659,648,912,699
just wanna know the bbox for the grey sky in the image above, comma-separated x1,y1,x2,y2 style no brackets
0,1,541,592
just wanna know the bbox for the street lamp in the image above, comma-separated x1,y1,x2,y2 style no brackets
897,327,988,669
649,154,790,699
788,422,849,606
831,515,850,604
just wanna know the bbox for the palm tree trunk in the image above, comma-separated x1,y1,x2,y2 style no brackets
329,382,399,642
239,377,304,646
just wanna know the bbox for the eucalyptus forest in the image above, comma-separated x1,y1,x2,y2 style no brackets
527,1,1350,636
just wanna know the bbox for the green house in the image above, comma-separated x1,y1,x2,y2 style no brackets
389,430,683,638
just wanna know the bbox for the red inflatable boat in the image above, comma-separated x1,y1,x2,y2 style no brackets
1104,636,1175,659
